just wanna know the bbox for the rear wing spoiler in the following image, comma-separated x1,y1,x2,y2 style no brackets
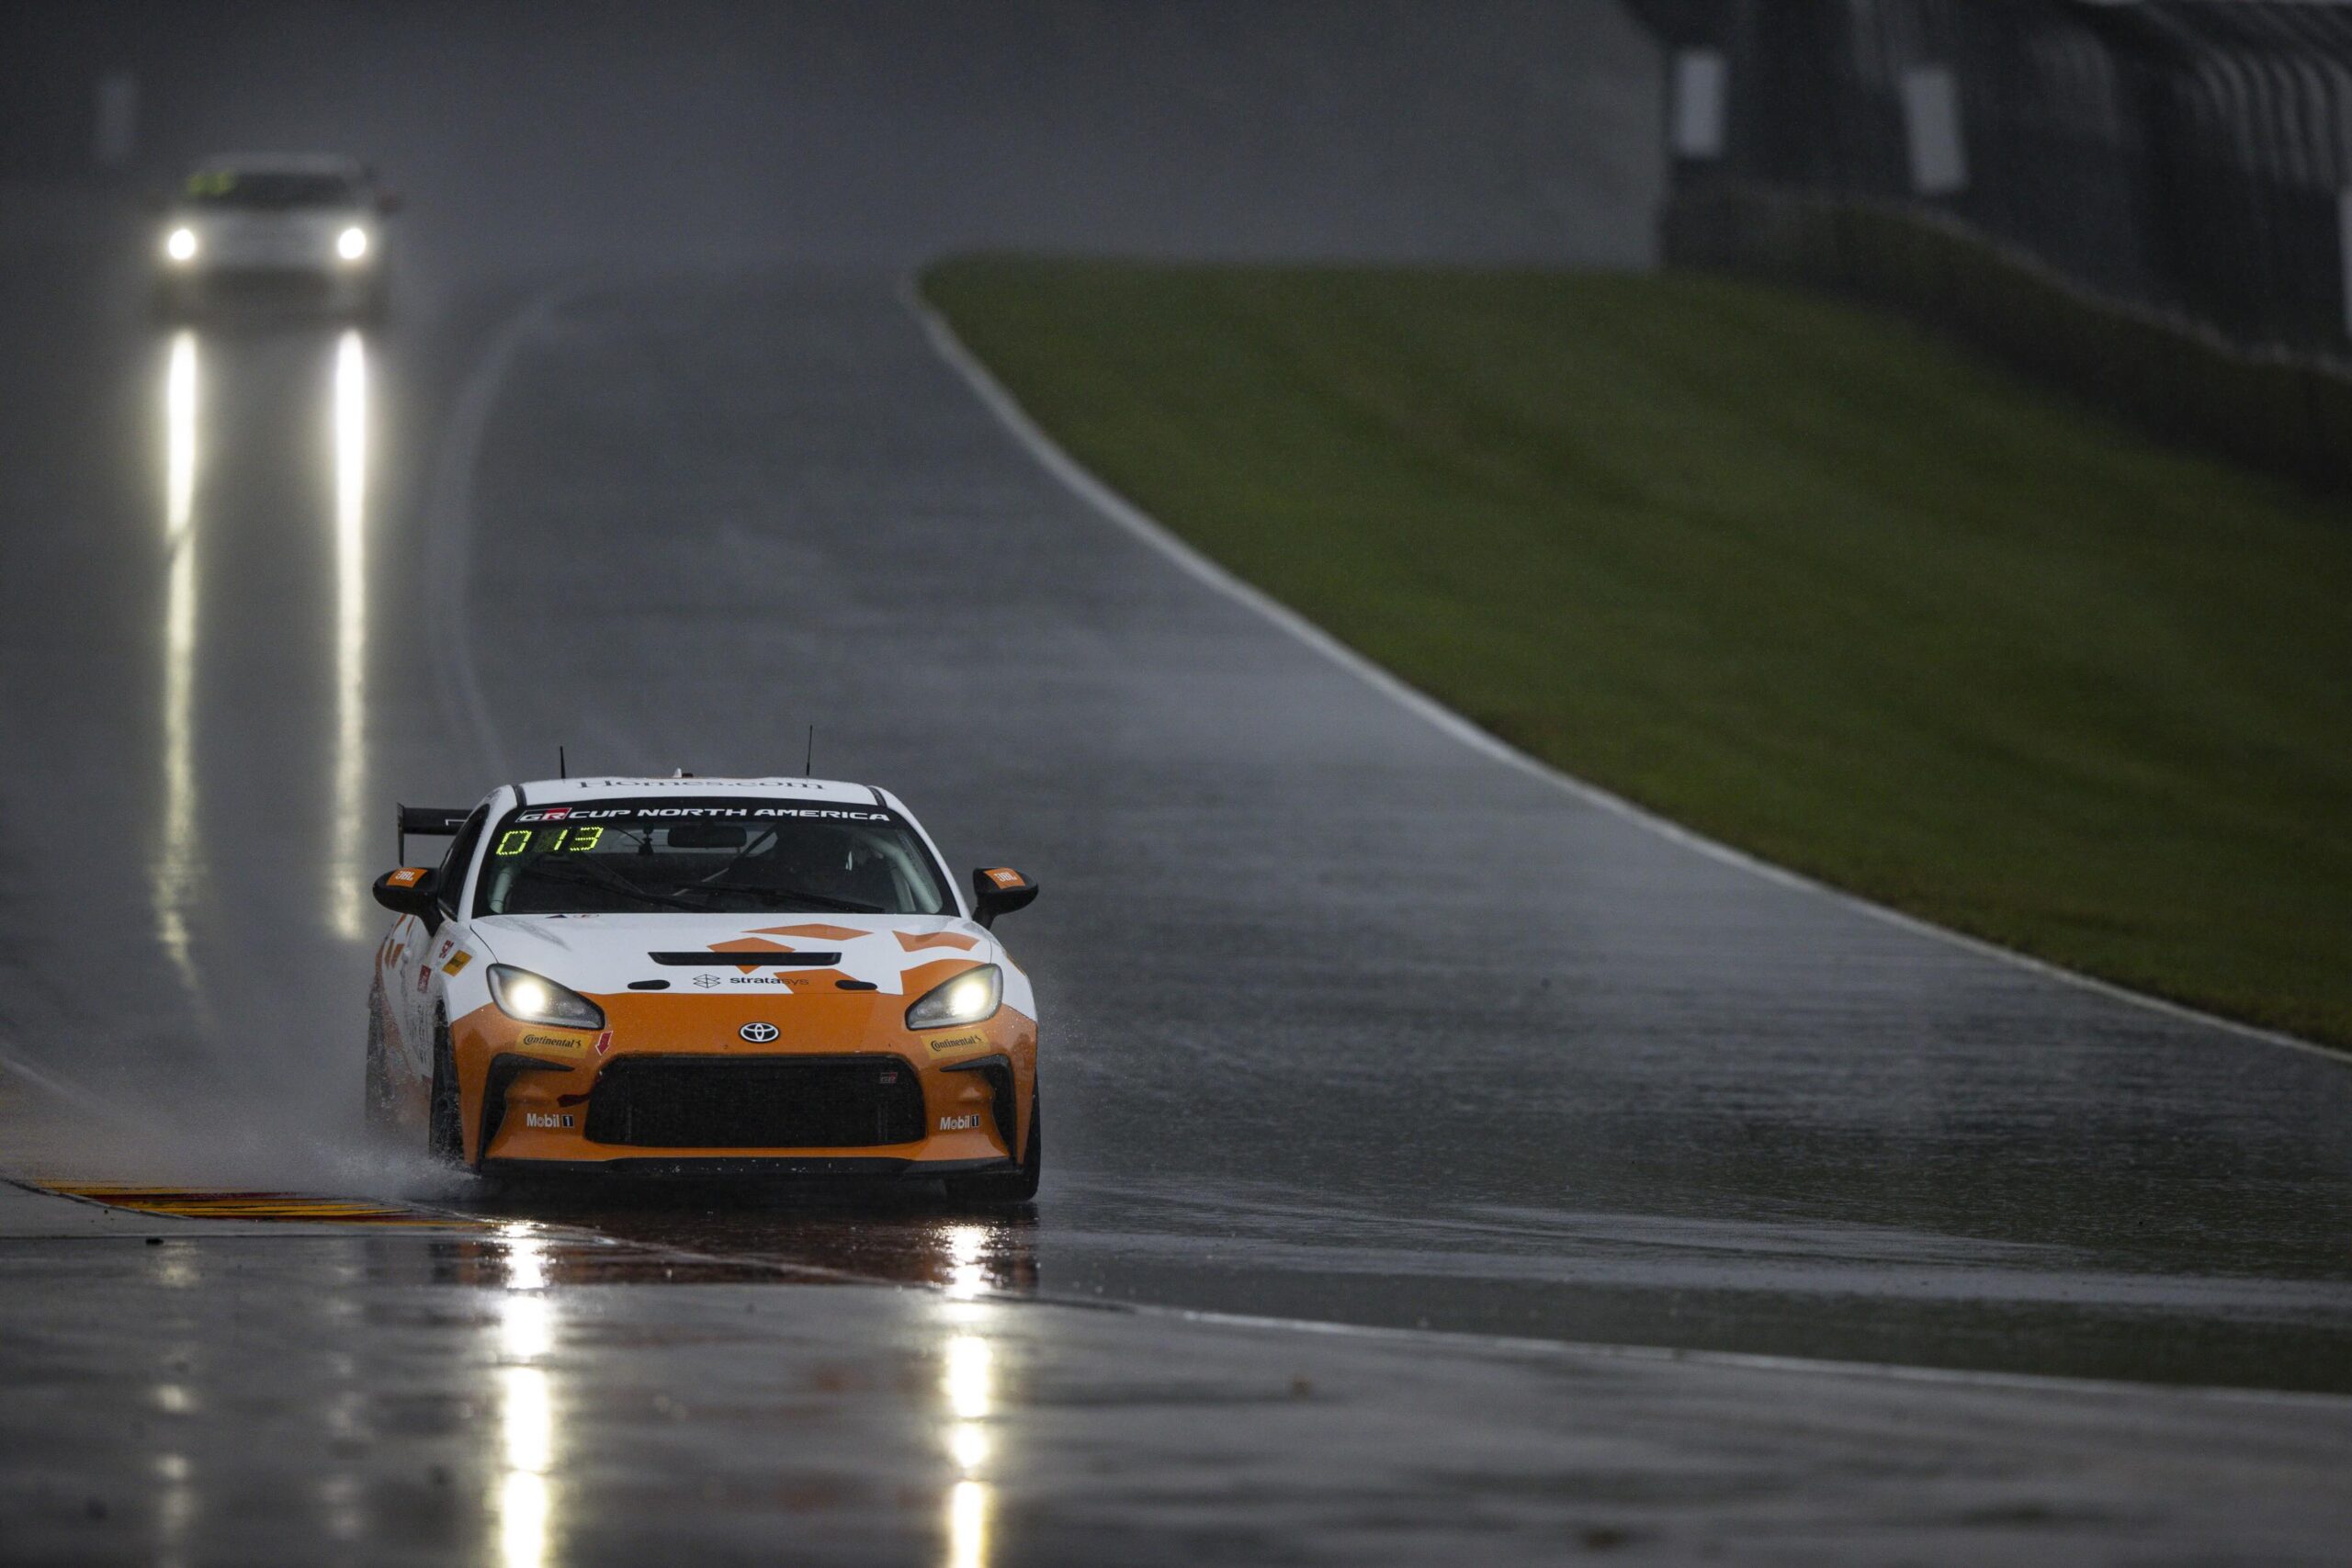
395,804,469,866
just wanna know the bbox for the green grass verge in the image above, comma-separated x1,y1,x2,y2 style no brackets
922,257,2352,1049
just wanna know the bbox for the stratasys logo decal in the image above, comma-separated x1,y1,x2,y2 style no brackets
739,1021,780,1043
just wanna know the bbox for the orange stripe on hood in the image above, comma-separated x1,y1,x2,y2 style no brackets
895,931,978,953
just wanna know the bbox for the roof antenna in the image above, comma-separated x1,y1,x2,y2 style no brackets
559,745,568,780
804,725,815,777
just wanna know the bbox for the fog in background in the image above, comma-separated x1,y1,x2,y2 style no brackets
4,1,1663,274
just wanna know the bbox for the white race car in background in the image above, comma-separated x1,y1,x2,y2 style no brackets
367,775,1044,1201
154,153,397,319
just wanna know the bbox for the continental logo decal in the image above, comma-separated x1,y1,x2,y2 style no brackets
516,1031,588,1054
924,1031,987,1055
441,951,473,976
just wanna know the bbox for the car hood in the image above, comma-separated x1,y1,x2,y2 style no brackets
467,911,997,998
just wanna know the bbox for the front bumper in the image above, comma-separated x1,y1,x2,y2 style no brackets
479,1154,1023,1181
450,993,1035,1172
157,265,379,314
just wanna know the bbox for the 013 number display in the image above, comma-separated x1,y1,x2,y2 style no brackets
494,826,605,857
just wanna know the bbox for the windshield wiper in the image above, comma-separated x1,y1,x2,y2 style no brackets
523,859,708,912
672,882,884,914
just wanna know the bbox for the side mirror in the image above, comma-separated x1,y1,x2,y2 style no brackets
970,866,1037,929
372,866,440,918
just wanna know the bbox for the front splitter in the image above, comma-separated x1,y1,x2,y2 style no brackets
478,1154,1021,1181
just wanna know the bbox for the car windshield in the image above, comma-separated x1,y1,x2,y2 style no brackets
472,797,951,918
186,169,358,209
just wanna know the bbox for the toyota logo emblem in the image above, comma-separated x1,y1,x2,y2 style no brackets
739,1021,780,1043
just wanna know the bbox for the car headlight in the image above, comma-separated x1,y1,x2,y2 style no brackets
336,225,369,262
905,964,1001,1031
487,964,605,1030
164,227,198,264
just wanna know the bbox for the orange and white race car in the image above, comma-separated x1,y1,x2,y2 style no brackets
365,775,1040,1201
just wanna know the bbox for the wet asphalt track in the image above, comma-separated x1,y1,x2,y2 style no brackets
4,4,2352,1558
3,216,2352,1566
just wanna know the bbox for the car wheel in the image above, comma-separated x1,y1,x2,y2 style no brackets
944,1091,1040,1206
363,983,399,1135
426,1012,469,1169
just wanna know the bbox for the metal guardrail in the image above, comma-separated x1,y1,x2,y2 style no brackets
1630,0,2352,361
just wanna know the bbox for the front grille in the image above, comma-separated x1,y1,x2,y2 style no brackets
584,1055,923,1148
200,269,338,302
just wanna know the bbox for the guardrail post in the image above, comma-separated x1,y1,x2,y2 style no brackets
1671,50,1728,161
1900,66,1968,197
93,71,137,168
2338,186,2352,343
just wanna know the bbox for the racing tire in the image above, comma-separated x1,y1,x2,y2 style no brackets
363,983,400,1136
944,1091,1040,1206
426,1013,471,1171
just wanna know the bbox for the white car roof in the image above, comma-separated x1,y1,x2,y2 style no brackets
509,776,890,808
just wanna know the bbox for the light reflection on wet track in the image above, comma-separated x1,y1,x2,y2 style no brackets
330,330,370,940
155,330,202,992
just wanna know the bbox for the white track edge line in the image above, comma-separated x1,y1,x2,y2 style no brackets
414,1197,2352,1412
1135,1299,2352,1412
900,274,2340,1066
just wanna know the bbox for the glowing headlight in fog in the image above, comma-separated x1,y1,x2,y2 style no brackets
487,965,606,1031
164,227,198,263
905,964,1002,1030
336,225,370,262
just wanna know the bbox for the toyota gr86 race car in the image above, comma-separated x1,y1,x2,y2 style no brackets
366,777,1041,1200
